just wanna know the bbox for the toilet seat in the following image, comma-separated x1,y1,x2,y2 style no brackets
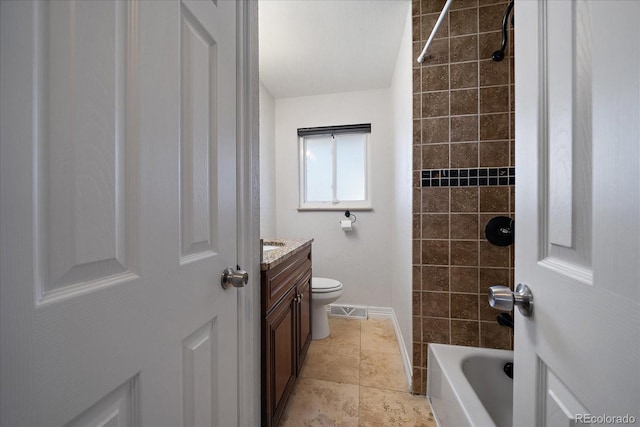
312,277,343,294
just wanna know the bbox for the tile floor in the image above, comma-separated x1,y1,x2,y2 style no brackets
279,317,438,427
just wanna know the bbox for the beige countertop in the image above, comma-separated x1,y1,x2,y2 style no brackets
260,237,313,271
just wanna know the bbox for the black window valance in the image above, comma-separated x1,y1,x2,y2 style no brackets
297,123,371,137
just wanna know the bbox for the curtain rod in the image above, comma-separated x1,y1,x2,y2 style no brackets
417,0,454,63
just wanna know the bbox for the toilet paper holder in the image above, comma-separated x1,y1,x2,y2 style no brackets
344,210,357,223
341,210,357,231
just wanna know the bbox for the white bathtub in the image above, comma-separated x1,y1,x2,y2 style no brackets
427,344,514,427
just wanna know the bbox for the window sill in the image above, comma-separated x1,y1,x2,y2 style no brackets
297,206,373,212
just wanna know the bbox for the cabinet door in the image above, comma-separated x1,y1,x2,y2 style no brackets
296,274,312,375
264,287,296,427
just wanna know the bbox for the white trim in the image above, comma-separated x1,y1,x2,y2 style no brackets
390,309,413,393
297,207,373,212
365,305,393,318
236,1,260,426
297,202,373,210
328,306,413,392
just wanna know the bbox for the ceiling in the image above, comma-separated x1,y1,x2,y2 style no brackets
258,0,411,99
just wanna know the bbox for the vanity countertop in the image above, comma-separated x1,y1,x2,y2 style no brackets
260,237,313,271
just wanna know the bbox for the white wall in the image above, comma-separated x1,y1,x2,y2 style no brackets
274,90,394,307
259,3,412,369
390,8,413,376
259,82,277,237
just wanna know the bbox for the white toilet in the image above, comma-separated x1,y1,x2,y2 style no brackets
311,277,344,340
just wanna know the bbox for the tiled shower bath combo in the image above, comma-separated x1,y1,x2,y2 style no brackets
412,0,515,394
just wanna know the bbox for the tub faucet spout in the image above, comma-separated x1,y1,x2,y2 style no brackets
497,313,514,329
504,362,514,379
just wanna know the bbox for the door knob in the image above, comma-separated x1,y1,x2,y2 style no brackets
488,283,533,317
221,267,249,290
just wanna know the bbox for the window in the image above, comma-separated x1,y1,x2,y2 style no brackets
298,124,371,210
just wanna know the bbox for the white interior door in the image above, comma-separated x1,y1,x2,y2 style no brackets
0,1,242,426
515,0,640,425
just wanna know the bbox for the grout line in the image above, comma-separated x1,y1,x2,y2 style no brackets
475,0,483,346
446,5,453,349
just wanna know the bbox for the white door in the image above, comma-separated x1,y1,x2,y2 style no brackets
515,0,640,425
0,1,244,426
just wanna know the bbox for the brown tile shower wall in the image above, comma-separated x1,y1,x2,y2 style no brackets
411,0,515,395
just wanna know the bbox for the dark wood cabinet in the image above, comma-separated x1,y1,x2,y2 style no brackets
264,286,297,426
296,277,311,376
261,244,312,427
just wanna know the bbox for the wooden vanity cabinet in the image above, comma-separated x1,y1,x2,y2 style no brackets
261,245,312,427
296,277,312,375
263,287,297,427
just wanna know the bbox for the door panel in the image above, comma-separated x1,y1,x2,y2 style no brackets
515,0,640,425
38,0,137,302
65,377,139,427
0,1,240,425
182,319,218,427
180,3,218,262
179,0,235,264
543,0,592,275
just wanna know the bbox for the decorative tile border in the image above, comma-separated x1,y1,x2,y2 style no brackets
421,167,515,187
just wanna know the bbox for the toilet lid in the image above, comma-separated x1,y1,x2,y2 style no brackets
312,277,343,293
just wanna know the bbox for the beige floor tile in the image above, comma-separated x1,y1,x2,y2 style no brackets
361,318,399,353
359,349,407,392
313,318,361,351
358,386,437,427
300,342,360,385
280,377,359,427
282,316,435,427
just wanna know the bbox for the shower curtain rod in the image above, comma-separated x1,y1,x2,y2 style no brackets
417,0,453,63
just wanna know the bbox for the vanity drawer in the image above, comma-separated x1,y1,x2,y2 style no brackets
262,246,311,315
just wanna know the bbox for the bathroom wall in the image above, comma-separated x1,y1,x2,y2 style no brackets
390,9,414,379
274,89,394,308
411,0,515,394
259,5,414,369
259,82,277,237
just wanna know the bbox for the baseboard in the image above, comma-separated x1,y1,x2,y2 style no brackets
388,308,413,393
329,305,413,392
365,306,393,318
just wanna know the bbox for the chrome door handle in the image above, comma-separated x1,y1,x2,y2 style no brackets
221,267,248,290
488,283,533,317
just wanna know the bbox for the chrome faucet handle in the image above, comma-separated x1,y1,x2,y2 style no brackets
488,283,534,317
